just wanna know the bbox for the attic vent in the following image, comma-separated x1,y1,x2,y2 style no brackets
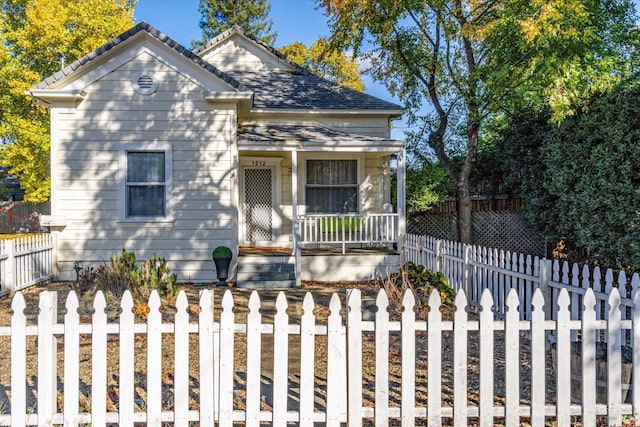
132,72,158,95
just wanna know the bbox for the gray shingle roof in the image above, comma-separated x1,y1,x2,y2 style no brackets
32,22,245,91
228,70,402,111
195,25,402,112
238,124,403,147
33,22,403,114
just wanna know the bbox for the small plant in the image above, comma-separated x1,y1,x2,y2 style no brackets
382,262,455,317
86,249,179,301
212,246,232,259
132,253,179,300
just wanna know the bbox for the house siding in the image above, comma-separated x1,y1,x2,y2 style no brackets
51,52,237,281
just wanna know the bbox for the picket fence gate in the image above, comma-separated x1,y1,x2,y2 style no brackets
1,286,638,426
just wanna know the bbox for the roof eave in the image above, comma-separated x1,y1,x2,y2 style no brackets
27,89,87,104
249,108,404,117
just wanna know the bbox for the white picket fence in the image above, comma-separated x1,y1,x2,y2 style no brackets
404,234,640,342
0,234,54,296
1,286,638,426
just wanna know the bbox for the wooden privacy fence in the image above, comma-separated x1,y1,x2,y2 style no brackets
0,202,50,234
404,234,640,342
2,287,639,426
0,234,54,296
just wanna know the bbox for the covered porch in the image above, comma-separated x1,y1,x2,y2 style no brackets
236,124,406,286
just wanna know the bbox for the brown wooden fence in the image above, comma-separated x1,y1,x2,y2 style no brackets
427,196,523,213
0,201,50,234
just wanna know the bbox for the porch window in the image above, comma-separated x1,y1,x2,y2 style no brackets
305,159,358,213
119,143,173,221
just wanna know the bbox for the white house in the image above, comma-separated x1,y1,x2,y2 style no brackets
31,23,406,287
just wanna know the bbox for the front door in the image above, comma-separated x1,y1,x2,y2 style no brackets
242,166,278,245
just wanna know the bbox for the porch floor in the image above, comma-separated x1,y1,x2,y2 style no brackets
238,245,398,256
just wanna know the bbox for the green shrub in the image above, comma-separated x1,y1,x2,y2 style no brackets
212,246,232,259
90,249,179,301
383,262,455,316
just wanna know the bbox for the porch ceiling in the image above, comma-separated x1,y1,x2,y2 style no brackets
237,124,404,152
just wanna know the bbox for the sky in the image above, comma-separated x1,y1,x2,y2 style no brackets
135,0,330,48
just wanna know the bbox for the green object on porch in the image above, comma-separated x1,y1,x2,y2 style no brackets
320,217,364,233
212,246,232,259
212,246,233,283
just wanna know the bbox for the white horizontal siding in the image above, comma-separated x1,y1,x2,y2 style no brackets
52,52,237,281
202,37,286,72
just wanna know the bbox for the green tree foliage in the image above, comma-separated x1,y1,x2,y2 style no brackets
495,81,640,270
0,0,136,201
195,0,276,46
318,0,638,243
406,160,452,212
278,39,365,92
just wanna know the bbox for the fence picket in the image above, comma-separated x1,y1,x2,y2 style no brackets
453,291,468,426
326,293,345,426
246,291,262,427
299,293,316,427
10,292,26,427
37,291,56,427
505,290,519,427
582,289,597,427
219,291,235,427
146,291,162,427
174,292,189,427
556,290,571,427
607,288,622,426
119,292,135,427
479,290,494,427
91,291,107,427
272,292,289,427
375,289,390,427
401,290,416,427
347,289,363,427
634,286,640,420
530,290,545,427
63,291,79,427
428,290,442,427
198,290,215,425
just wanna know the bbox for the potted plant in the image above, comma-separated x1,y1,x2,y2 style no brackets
212,246,233,284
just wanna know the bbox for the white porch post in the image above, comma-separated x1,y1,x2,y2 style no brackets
397,147,407,255
291,150,302,287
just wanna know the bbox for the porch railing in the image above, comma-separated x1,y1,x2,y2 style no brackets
298,213,398,253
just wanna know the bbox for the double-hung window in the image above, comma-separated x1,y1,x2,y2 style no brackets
305,159,358,213
119,143,173,221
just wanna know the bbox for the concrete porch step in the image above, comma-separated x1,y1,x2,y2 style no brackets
236,256,296,289
237,271,294,281
236,279,296,289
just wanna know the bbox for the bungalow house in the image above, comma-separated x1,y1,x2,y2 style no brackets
31,23,406,287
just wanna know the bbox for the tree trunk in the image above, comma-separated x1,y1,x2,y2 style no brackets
457,119,479,244
457,180,473,244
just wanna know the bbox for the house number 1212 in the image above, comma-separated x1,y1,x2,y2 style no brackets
252,160,266,166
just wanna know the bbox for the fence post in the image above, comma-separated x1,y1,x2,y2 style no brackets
435,239,443,273
539,259,552,319
5,239,15,294
463,244,472,297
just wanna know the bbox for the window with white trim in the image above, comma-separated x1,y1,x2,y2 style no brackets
305,159,358,213
119,143,173,221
